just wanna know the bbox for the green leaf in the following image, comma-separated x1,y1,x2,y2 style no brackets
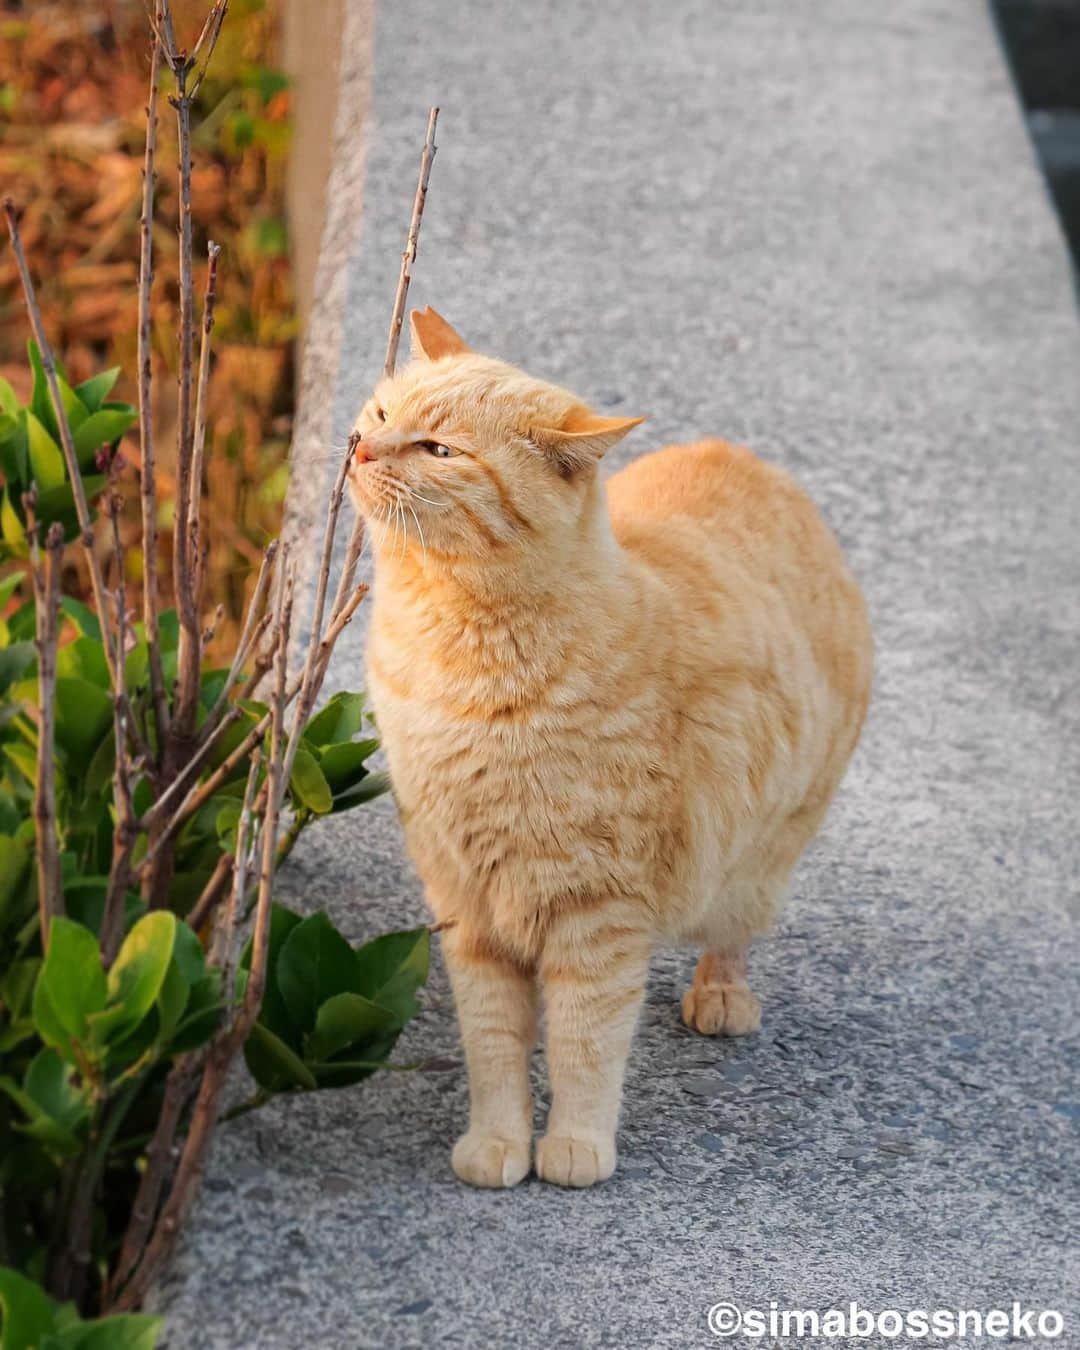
72,408,136,468
74,367,120,413
353,927,430,1023
1,488,27,557
306,991,399,1063
56,635,109,689
0,833,31,923
276,912,360,1035
0,1265,56,1350
329,769,391,813
0,376,17,415
53,678,112,763
0,643,34,697
41,1314,162,1349
302,691,366,748
169,970,223,1052
288,746,332,814
0,957,39,1020
243,1020,318,1092
32,918,106,1059
56,374,88,435
22,1047,91,1136
59,597,102,641
25,412,65,492
318,739,379,795
35,476,107,539
0,411,28,486
214,799,241,850
27,339,53,434
0,571,24,609
99,912,177,1041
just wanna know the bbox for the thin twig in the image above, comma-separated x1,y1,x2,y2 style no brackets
189,240,220,600
31,521,64,944
168,4,201,765
188,0,228,97
210,746,262,981
101,498,139,965
107,1049,205,1301
198,540,277,743
137,25,170,753
184,851,232,935
280,455,351,792
383,106,439,378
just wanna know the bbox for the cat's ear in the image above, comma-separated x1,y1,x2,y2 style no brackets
409,306,471,361
532,408,646,477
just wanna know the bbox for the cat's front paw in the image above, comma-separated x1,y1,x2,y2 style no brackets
535,1132,616,1188
451,1130,531,1188
681,982,761,1036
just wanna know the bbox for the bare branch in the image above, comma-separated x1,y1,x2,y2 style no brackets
189,0,228,97
199,541,278,744
101,498,139,965
137,27,170,753
383,106,439,378
209,746,263,980
31,521,64,944
189,240,221,601
107,1048,205,1302
280,454,351,791
169,21,201,762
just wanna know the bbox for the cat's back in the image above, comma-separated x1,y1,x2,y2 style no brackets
608,437,864,620
607,437,872,723
608,438,815,558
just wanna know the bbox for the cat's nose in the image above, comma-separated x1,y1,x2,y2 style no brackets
350,433,376,465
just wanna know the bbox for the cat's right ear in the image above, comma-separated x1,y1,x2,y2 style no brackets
410,307,471,361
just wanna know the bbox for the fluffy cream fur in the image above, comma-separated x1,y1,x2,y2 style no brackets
347,308,873,1188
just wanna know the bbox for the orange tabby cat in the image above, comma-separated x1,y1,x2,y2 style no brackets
348,307,872,1188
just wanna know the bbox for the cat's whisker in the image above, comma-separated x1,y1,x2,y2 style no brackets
406,501,428,565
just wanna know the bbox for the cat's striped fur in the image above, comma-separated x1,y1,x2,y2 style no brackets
347,308,872,1187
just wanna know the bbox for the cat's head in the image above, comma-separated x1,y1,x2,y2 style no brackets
347,307,643,563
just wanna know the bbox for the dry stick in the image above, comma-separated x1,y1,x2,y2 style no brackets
112,573,292,1314
280,454,352,792
107,1048,206,1301
383,106,439,378
101,500,139,965
31,522,64,944
137,27,170,752
166,0,202,766
189,240,220,595
213,745,263,985
188,0,228,96
198,540,278,744
3,201,121,692
184,850,233,934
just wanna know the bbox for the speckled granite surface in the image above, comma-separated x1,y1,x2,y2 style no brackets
160,1,1080,1345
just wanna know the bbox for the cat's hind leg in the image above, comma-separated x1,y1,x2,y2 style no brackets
681,946,761,1036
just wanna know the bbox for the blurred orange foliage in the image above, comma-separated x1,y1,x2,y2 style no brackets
0,0,294,652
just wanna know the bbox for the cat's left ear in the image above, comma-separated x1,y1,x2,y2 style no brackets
532,408,646,477
410,306,471,361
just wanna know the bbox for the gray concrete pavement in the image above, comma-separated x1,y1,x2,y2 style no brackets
160,1,1080,1345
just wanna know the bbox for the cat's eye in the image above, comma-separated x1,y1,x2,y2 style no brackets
373,403,386,422
418,440,458,458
